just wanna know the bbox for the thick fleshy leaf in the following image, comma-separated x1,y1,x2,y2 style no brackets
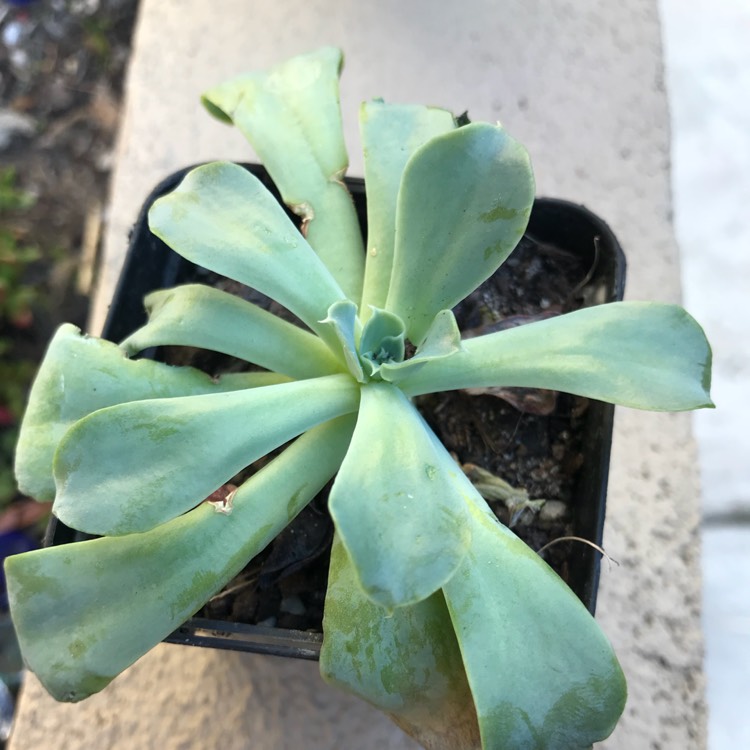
15,324,285,501
5,416,355,702
385,123,534,345
358,307,405,372
319,300,364,382
442,494,627,749
380,309,463,383
359,101,456,318
320,535,481,750
148,162,348,344
406,302,713,411
400,301,714,411
121,284,342,379
201,47,364,300
328,382,471,610
53,374,359,535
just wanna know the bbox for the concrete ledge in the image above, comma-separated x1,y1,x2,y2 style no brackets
12,646,419,749
11,1,706,747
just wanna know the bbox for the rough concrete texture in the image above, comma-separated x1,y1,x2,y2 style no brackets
701,527,750,749
660,2,750,747
662,0,750,520
13,645,419,750
11,1,707,748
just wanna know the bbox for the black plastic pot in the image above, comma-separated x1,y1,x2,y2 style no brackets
46,164,625,660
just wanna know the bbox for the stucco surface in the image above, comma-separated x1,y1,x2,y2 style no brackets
10,1,706,748
662,0,750,521
660,2,750,747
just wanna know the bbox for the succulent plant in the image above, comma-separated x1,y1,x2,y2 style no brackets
5,48,712,749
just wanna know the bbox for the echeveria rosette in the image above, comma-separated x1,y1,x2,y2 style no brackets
5,47,712,750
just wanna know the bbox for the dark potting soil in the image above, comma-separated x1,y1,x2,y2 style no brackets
166,235,592,631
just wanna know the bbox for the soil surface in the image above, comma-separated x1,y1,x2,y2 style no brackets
0,0,139,506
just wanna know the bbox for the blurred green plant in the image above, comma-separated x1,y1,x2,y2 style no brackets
0,167,39,507
0,166,39,328
81,16,112,64
0,168,35,213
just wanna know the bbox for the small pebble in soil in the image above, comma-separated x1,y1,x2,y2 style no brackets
538,500,569,526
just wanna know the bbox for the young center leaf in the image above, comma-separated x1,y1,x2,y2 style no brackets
380,309,464,383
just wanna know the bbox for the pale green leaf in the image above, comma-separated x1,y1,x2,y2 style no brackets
328,382,471,610
201,47,364,301
401,301,714,411
5,416,355,703
148,162,348,345
385,123,535,345
121,284,342,379
15,324,285,502
380,309,463,383
53,374,360,535
359,101,456,318
358,306,405,372
319,300,364,382
442,494,626,749
320,535,481,750
358,307,405,379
